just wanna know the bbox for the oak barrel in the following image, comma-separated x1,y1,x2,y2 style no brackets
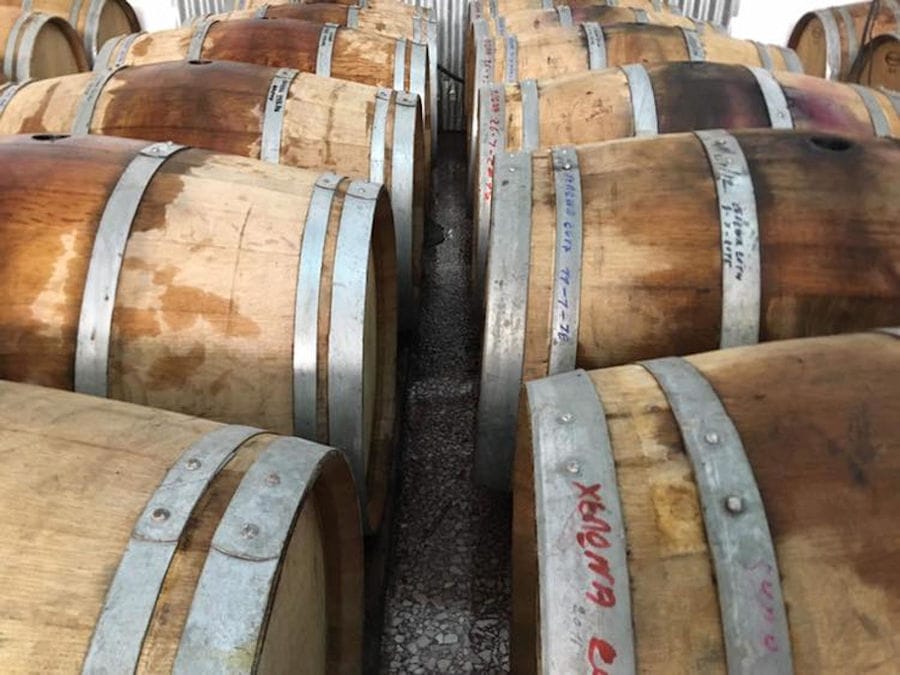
0,133,398,530
0,0,140,60
197,3,440,150
0,379,362,673
466,21,803,193
472,62,900,292
513,330,900,674
468,0,672,20
0,7,87,81
95,17,435,157
476,129,900,490
789,0,900,80
850,31,900,91
0,59,427,329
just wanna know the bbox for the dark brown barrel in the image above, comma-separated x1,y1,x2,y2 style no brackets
849,30,900,91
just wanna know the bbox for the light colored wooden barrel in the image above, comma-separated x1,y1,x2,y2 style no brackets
465,21,803,189
0,0,140,60
468,0,670,20
0,133,398,530
472,62,900,293
476,129,900,490
850,31,900,91
789,0,900,80
0,379,362,673
0,7,87,80
0,60,426,330
96,17,434,156
513,330,900,675
200,3,440,151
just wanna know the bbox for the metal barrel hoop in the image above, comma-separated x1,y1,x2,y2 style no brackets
14,12,56,81
3,11,31,81
548,146,583,375
467,28,495,193
876,327,900,338
347,5,360,28
621,63,659,136
260,68,300,164
72,65,127,136
408,41,428,115
836,6,858,70
328,180,382,510
85,0,106,59
81,425,265,673
391,91,421,330
747,66,793,129
173,437,335,673
317,24,339,77
293,173,342,441
556,5,574,28
504,34,518,83
0,79,33,117
369,89,392,184
633,8,650,23
815,9,841,79
527,369,636,675
851,84,892,137
393,38,407,89
475,150,533,491
187,15,218,61
93,33,144,72
640,357,794,675
519,79,540,151
582,22,608,70
694,130,761,348
475,83,507,300
74,142,188,397
680,26,706,61
254,4,270,19
752,40,774,70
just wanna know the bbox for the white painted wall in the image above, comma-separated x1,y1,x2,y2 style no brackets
129,0,182,31
730,0,836,45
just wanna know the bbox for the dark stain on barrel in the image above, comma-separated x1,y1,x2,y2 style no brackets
203,19,320,73
146,344,206,389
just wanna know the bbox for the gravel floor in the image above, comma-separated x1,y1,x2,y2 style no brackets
379,134,512,674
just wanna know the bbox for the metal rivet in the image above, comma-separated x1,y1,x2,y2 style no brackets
566,460,581,475
705,431,720,445
725,496,744,514
240,523,260,540
563,162,572,170
509,166,516,173
558,413,574,424
265,473,281,487
185,458,202,471
150,507,170,523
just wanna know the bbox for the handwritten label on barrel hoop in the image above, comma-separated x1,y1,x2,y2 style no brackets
572,480,621,674
744,559,784,655
268,78,289,114
554,170,578,345
481,87,504,204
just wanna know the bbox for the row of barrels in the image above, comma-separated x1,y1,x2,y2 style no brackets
0,0,437,672
466,0,900,672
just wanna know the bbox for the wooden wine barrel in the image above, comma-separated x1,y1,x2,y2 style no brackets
95,17,434,155
0,133,398,530
789,0,899,80
512,330,900,675
0,59,426,330
472,62,900,293
468,0,673,21
0,379,362,673
850,31,900,91
476,129,900,490
197,4,440,150
0,0,140,60
0,7,87,80
465,21,803,191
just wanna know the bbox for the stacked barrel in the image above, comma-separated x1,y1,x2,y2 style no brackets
0,0,437,672
467,0,900,672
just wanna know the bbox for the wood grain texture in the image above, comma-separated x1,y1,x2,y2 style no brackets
469,0,666,16
0,133,397,530
486,129,900,389
98,18,434,147
790,1,899,80
0,7,87,81
0,379,362,673
849,31,900,90
0,60,427,304
514,331,900,674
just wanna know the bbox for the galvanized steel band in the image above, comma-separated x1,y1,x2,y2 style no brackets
84,0,104,57
393,38,407,89
778,47,804,73
475,150,532,491
836,6,858,69
68,0,85,28
408,41,428,110
747,66,793,129
519,79,540,150
173,437,331,673
556,5,574,28
468,32,496,192
347,5,360,28
475,83,506,298
851,84,892,137
495,16,507,37
391,92,421,329
527,370,635,675
621,63,659,136
815,9,841,78
548,147,583,375
641,357,794,675
254,4,269,18
261,67,299,164
188,16,218,60
95,32,144,71
3,12,31,81
0,79,30,116
681,26,706,61
582,22,607,70
369,89,392,183
540,0,552,9
317,23,339,77
329,180,381,503
82,425,263,673
72,65,126,136
12,12,55,80
695,130,761,349
74,142,187,396
633,8,650,23
504,35,518,83
752,40,774,70
877,326,900,338
293,173,341,440
21,0,32,10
